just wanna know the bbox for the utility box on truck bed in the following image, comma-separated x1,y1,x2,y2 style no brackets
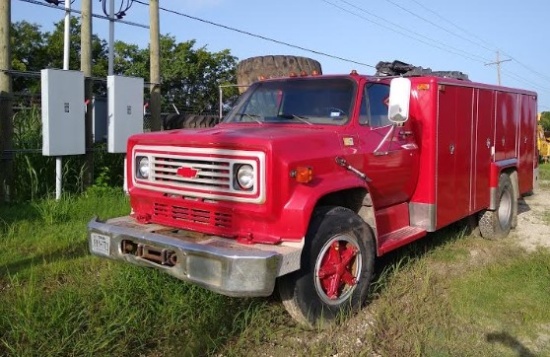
88,70,537,328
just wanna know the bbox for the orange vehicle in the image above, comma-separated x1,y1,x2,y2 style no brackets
538,113,550,162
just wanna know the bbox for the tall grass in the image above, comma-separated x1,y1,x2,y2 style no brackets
11,107,125,201
0,189,273,356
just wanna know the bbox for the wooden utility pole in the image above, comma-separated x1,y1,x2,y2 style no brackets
81,0,94,187
149,0,161,131
0,0,13,202
485,50,511,85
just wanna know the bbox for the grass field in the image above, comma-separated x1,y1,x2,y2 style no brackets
1,166,550,356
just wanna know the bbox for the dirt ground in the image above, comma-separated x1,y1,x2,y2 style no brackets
514,181,550,251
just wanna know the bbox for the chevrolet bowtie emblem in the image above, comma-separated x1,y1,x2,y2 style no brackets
177,167,199,178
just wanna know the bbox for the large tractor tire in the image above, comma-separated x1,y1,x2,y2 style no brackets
236,55,322,93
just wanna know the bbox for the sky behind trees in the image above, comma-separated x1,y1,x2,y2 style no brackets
12,0,550,110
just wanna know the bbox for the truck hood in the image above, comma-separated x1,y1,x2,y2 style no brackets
128,124,342,154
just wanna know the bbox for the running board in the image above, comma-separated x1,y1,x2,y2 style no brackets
377,226,427,255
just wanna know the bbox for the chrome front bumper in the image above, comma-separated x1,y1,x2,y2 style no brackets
88,216,302,297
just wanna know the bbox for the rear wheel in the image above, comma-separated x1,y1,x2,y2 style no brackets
478,173,517,239
278,206,375,328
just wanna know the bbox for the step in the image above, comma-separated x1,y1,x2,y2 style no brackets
378,226,426,255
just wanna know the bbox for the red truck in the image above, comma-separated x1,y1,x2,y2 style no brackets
88,71,538,327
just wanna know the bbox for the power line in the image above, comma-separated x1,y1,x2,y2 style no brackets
132,0,375,69
402,0,550,86
501,54,550,84
404,0,495,52
16,0,149,29
323,0,488,64
382,0,493,57
501,70,550,94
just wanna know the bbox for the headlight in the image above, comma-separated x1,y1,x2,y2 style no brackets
235,164,254,190
136,156,150,179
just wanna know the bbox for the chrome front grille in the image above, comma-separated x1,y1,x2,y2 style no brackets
132,145,266,204
152,156,231,190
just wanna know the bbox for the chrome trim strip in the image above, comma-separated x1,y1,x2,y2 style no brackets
409,202,436,232
489,187,497,210
132,145,266,204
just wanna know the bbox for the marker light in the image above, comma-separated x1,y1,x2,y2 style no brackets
292,166,313,183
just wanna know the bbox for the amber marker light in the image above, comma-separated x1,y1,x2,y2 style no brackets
417,83,430,90
291,166,313,183
311,70,320,76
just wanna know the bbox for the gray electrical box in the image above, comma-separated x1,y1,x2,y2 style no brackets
41,69,85,156
107,75,144,153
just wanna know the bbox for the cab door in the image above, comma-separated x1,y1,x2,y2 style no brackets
357,82,419,209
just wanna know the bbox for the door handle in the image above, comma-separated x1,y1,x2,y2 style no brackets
398,130,413,138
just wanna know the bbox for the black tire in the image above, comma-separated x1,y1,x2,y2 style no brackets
182,114,198,129
205,115,220,127
278,206,375,328
163,113,180,130
478,173,517,239
196,115,209,128
236,55,323,93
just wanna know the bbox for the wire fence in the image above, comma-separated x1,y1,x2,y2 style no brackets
0,70,242,201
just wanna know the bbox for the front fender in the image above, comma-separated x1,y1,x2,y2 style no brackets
279,172,370,239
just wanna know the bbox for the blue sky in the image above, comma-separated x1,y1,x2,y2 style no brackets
12,0,550,111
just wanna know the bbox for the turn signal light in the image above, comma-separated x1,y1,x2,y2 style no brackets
292,166,313,183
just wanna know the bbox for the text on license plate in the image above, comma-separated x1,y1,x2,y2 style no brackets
91,233,111,256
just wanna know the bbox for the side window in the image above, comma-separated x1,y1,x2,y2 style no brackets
367,83,391,127
359,83,391,127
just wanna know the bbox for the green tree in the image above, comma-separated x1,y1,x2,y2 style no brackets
44,18,108,77
540,111,550,132
12,21,237,116
114,35,238,114
11,19,108,94
11,21,48,94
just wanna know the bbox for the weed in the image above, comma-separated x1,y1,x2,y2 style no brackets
32,195,76,225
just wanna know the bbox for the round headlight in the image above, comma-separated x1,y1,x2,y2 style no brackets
236,164,254,190
137,156,150,179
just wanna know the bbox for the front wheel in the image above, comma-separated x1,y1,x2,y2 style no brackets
278,206,375,328
478,173,517,239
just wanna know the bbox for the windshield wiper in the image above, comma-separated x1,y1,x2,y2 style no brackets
236,113,264,124
277,113,313,125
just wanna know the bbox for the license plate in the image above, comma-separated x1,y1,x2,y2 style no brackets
91,233,111,256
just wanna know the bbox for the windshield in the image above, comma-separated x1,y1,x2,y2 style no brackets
224,78,356,125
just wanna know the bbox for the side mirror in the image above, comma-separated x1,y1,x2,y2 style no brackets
388,78,411,123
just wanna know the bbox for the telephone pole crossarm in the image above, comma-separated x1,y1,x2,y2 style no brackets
485,50,512,85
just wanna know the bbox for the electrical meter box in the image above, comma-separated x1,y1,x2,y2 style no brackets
107,75,144,153
41,69,85,156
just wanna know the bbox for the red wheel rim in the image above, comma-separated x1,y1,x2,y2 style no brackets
314,234,361,305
